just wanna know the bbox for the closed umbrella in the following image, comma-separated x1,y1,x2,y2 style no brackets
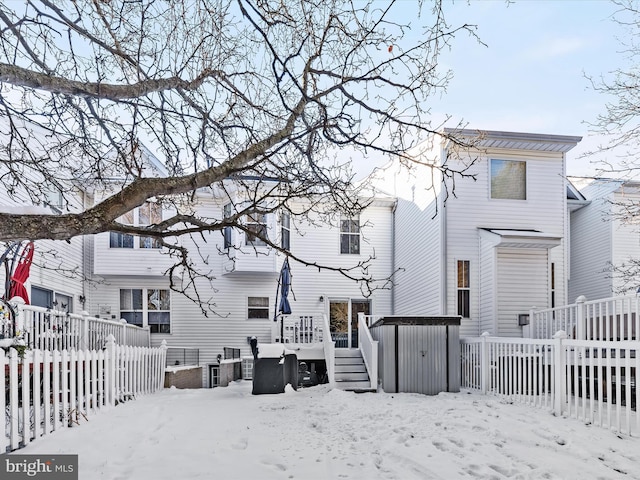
9,242,34,304
275,258,293,343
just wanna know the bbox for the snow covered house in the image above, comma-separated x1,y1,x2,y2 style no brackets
368,129,582,338
568,177,640,301
86,163,395,387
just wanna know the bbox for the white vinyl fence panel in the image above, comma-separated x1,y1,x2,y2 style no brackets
2,335,166,453
461,333,640,436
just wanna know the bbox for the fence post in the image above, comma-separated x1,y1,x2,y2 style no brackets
576,295,587,340
82,310,90,350
480,332,490,394
553,330,568,416
525,306,536,339
10,297,25,338
105,334,117,406
159,340,168,391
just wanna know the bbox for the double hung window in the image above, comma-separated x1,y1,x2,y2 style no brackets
340,215,360,254
120,288,171,333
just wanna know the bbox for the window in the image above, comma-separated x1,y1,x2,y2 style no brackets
457,260,470,318
551,262,556,308
248,297,269,319
223,203,233,249
138,202,162,248
281,211,291,250
340,215,360,254
246,213,267,246
110,210,134,248
43,183,65,213
120,288,170,333
31,286,73,313
110,202,162,249
490,159,526,200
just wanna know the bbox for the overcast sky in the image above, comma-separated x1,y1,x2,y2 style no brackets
356,0,626,179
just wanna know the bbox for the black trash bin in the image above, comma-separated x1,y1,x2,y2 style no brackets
251,341,298,395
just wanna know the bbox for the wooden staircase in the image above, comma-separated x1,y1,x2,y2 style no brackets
334,348,375,392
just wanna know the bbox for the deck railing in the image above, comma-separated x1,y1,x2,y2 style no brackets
4,300,150,350
530,295,640,341
321,314,335,387
358,313,378,390
276,315,322,344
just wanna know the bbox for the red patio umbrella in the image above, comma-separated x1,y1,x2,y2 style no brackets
8,242,34,304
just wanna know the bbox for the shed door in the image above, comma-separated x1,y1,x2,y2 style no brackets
496,248,549,337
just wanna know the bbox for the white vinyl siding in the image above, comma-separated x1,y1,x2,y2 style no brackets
496,248,549,337
568,179,618,302
446,150,566,336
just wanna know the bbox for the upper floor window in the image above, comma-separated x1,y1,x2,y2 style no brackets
340,215,360,254
490,159,526,200
281,211,291,250
246,213,267,246
223,203,233,249
43,183,65,213
110,202,162,249
138,202,162,248
120,288,170,333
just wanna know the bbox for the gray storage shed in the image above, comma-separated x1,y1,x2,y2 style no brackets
370,316,461,395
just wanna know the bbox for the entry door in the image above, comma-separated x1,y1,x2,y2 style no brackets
329,299,371,348
329,300,349,348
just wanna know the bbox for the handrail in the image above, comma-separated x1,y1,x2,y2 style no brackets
530,294,640,341
321,313,335,388
357,312,378,390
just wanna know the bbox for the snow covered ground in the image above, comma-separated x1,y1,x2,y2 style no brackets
16,381,640,479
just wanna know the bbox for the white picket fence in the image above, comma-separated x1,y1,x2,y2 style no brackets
2,335,167,453
461,332,640,436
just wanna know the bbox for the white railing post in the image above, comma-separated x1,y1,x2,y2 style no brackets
120,318,128,346
82,310,90,350
552,330,568,416
524,307,536,339
105,334,117,406
480,332,490,394
11,297,26,338
575,295,586,340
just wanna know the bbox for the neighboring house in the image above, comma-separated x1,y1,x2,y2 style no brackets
0,123,86,315
368,129,582,337
568,177,640,301
87,169,395,386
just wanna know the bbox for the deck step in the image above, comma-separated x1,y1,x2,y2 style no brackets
335,364,367,373
335,380,375,391
336,372,369,382
333,348,374,392
335,349,363,358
